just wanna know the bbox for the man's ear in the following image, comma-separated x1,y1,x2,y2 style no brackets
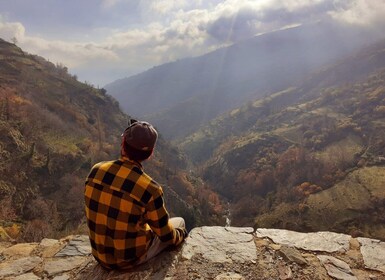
120,138,127,157
147,149,154,159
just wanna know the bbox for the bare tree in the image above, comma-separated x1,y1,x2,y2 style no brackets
10,36,18,45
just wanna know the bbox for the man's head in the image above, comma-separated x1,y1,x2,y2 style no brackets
121,119,158,162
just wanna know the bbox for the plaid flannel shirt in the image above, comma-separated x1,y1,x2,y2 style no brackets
84,156,186,269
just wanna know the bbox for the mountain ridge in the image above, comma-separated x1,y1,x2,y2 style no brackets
106,20,382,139
180,38,385,161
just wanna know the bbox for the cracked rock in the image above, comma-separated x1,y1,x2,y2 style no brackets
357,237,385,273
318,255,356,280
44,256,88,276
55,235,91,257
256,228,350,253
0,256,42,278
278,245,308,265
182,226,256,263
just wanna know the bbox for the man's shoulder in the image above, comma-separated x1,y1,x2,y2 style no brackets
86,159,122,182
137,171,163,193
92,159,122,170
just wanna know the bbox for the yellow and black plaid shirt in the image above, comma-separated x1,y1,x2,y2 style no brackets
84,156,185,269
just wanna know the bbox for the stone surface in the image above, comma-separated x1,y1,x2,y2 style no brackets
350,238,360,250
357,237,385,273
55,235,91,257
40,241,64,258
318,255,356,280
44,256,89,276
0,227,384,280
79,250,179,280
256,228,351,253
1,243,37,259
278,245,308,265
12,272,41,280
214,272,245,279
182,226,256,263
277,263,293,280
39,238,60,247
0,256,42,278
52,275,70,280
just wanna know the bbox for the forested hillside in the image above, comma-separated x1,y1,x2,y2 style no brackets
180,39,385,163
0,39,222,242
179,40,385,240
1,34,384,244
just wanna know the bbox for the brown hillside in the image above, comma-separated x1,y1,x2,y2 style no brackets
0,39,223,242
184,57,385,239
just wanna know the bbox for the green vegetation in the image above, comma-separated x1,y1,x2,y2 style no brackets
0,39,223,242
2,35,384,242
179,40,385,239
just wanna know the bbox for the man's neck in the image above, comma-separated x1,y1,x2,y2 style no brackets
120,156,143,169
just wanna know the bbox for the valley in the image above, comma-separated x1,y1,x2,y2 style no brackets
178,44,385,239
0,29,385,244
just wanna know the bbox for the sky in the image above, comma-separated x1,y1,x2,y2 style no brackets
0,0,385,86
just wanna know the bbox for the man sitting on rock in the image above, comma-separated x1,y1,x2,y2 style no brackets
84,119,188,269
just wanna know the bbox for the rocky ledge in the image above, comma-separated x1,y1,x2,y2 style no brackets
0,227,384,280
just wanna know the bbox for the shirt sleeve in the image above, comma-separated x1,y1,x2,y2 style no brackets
144,188,186,246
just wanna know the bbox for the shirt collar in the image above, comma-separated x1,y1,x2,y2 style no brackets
120,156,143,170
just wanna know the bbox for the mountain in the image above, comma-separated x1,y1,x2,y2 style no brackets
180,39,385,163
105,20,382,140
179,39,385,239
0,39,222,242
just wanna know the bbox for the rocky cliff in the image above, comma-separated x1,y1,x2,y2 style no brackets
0,227,384,280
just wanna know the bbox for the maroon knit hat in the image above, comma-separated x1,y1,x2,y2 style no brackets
123,120,158,151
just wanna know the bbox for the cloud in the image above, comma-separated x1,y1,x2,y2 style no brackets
100,15,209,70
149,0,188,14
101,0,122,9
329,0,385,27
1,0,385,85
0,18,118,70
0,20,25,42
205,0,339,42
24,39,119,68
207,8,261,42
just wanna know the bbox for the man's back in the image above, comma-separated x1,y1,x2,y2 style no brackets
85,157,183,269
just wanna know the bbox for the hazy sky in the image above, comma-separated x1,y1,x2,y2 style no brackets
0,0,384,86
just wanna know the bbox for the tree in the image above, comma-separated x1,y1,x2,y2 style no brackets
10,36,18,45
2,97,10,121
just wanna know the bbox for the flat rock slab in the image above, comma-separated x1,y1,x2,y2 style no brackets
11,272,41,280
52,275,71,280
55,235,91,257
182,226,256,263
318,255,356,280
1,243,38,259
357,237,385,273
278,245,308,265
78,250,179,280
0,256,42,278
256,228,350,253
44,256,88,276
39,238,60,247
